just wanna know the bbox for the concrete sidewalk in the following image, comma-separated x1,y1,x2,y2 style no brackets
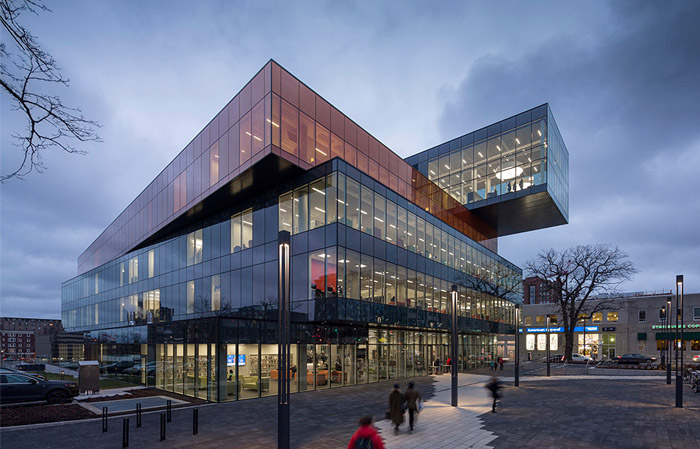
375,374,496,449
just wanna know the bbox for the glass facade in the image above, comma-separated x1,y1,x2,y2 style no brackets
62,60,570,402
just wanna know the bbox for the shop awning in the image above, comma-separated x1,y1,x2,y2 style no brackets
655,332,700,340
637,333,647,341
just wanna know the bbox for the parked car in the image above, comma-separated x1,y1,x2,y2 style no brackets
615,353,656,364
0,373,79,404
122,361,157,376
101,360,135,373
548,354,563,363
692,355,700,363
0,367,46,381
563,353,593,363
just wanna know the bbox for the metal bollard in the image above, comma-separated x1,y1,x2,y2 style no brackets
193,408,199,435
160,413,166,441
122,418,129,448
166,399,172,422
102,406,108,432
136,403,142,428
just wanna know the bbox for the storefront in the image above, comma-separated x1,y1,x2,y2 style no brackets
521,325,600,359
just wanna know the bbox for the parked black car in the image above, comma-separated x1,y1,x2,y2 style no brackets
0,373,79,404
615,353,656,364
0,367,46,381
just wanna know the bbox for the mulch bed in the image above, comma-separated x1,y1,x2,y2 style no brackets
0,404,96,427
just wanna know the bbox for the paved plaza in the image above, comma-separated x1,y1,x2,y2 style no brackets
1,369,699,448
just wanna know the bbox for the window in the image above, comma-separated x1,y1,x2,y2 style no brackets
658,308,667,322
529,285,535,302
209,143,219,187
128,256,138,284
548,315,558,325
638,309,646,323
526,334,535,351
694,307,700,321
592,312,602,323
537,334,546,351
230,208,253,253
524,316,532,326
308,179,326,230
535,315,545,325
148,250,155,278
691,340,700,351
187,229,203,265
607,312,618,323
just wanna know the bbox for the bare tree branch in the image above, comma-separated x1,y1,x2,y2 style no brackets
1,0,100,181
525,244,637,361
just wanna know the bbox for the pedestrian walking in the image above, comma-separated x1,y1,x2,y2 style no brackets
433,358,441,375
485,375,503,413
388,384,405,433
347,415,385,449
498,357,504,371
404,382,422,432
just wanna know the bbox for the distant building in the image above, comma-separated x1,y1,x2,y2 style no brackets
523,276,554,304
519,292,700,361
0,317,62,361
35,332,85,365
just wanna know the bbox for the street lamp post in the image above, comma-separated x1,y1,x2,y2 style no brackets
666,297,672,383
451,285,458,407
514,304,520,387
546,316,551,377
277,231,291,448
675,275,684,408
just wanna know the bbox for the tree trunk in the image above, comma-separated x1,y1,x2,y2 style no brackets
563,330,574,362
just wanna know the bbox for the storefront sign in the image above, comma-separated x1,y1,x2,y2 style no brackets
602,327,616,332
523,326,598,333
651,324,700,330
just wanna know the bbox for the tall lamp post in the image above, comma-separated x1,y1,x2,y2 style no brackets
675,275,684,408
514,304,520,387
451,285,458,407
666,297,672,385
277,231,291,448
546,316,551,377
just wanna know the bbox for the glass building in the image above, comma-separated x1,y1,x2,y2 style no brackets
61,60,568,402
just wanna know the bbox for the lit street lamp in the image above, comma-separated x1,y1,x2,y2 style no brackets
546,316,551,377
675,275,684,408
278,231,291,448
451,285,458,407
665,297,671,385
514,304,520,387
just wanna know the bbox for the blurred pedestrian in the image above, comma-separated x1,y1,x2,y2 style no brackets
388,384,405,433
347,415,385,449
498,357,504,371
485,375,503,413
404,382,422,431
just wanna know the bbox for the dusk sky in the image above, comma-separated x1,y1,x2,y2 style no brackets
1,1,699,319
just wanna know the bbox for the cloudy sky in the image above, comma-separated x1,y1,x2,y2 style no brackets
1,1,699,319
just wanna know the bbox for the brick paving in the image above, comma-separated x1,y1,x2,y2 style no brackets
1,369,698,448
481,376,700,449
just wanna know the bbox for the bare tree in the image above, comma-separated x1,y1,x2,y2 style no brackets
525,244,637,362
456,262,522,304
1,0,100,181
192,295,232,318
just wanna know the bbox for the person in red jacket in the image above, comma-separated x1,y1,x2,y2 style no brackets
347,415,385,449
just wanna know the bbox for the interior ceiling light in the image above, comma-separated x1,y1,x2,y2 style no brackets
495,166,524,180
537,129,542,137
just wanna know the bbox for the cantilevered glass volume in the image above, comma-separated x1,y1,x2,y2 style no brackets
62,60,568,401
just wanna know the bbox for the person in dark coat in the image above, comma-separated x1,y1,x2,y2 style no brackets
404,382,422,431
388,384,405,433
347,415,385,449
485,375,503,413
